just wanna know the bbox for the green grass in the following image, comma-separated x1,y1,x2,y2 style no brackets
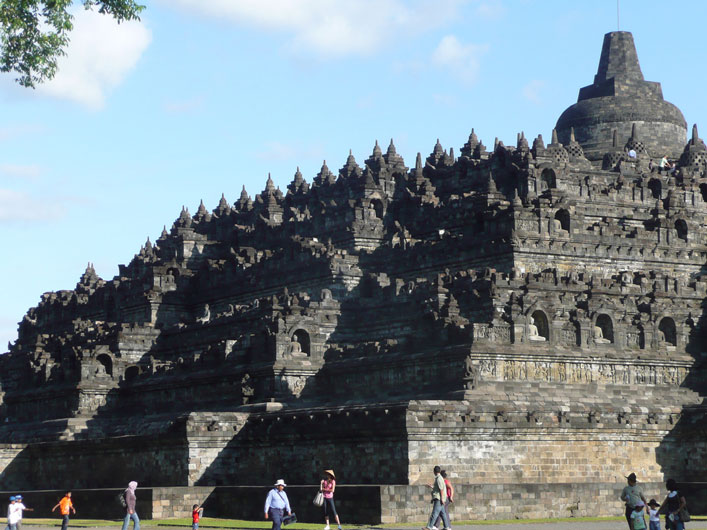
22,514,707,528
28,517,359,529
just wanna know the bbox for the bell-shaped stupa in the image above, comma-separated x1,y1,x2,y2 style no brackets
556,31,686,161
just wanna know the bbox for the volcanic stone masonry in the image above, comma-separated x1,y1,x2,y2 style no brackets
1,31,706,523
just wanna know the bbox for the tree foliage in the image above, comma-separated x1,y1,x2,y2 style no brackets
0,0,145,88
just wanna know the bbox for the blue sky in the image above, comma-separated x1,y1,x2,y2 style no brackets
1,0,706,350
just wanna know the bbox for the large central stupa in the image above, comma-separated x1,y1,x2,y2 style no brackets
556,31,687,160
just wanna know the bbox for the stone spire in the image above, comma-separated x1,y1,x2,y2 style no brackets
461,128,479,157
517,131,529,153
195,199,210,222
371,140,382,159
679,123,707,173
176,206,192,228
427,139,445,165
235,186,252,211
593,31,644,85
340,150,362,180
315,160,336,186
384,139,405,169
215,193,230,216
413,152,424,178
288,166,307,194
265,173,276,193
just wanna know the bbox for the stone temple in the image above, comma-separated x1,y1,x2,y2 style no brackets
1,32,706,523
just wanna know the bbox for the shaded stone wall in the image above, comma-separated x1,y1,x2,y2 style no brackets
0,435,189,490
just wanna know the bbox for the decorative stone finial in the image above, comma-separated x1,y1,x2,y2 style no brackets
372,140,382,158
265,173,275,192
387,139,397,157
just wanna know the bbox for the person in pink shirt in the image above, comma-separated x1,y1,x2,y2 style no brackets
320,470,341,530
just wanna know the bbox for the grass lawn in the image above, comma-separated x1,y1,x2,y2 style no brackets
22,515,707,528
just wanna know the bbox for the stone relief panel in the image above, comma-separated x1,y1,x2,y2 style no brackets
474,356,689,386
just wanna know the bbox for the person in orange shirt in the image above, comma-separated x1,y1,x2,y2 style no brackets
51,492,75,530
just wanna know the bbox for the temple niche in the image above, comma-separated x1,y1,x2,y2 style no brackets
1,31,707,524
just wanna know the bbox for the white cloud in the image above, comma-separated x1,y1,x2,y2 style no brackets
0,164,42,180
36,9,151,109
165,0,462,57
522,79,546,104
0,189,66,222
432,35,488,85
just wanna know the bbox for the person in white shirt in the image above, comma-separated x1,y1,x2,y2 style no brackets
647,499,661,530
5,497,16,530
13,495,32,530
7,499,22,530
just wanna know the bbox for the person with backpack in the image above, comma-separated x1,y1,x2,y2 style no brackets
51,492,75,530
121,482,139,530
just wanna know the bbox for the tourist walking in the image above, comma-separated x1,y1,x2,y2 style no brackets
320,469,341,530
422,466,450,530
661,478,686,530
620,473,647,530
5,496,17,530
13,495,32,530
433,470,453,529
51,492,75,530
264,479,292,530
121,482,140,530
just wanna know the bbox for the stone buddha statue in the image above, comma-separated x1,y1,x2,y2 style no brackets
288,335,307,357
594,324,611,344
528,316,546,342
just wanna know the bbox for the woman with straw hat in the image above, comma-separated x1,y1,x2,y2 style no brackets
320,470,341,530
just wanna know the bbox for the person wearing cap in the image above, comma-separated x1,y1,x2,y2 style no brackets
264,479,292,530
5,496,16,530
12,495,32,530
647,499,661,530
621,473,647,530
630,501,647,530
320,470,341,530
52,492,75,530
